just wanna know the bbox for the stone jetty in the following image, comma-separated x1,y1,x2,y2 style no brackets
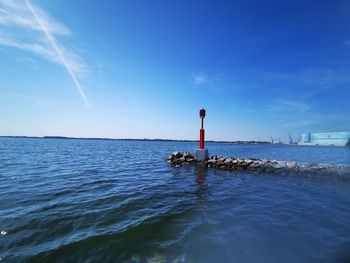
167,151,350,180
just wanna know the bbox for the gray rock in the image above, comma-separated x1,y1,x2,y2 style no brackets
248,163,261,170
218,157,226,162
183,151,192,158
272,162,286,169
225,158,233,164
174,158,183,165
172,151,182,158
179,156,186,162
244,159,253,165
286,161,296,169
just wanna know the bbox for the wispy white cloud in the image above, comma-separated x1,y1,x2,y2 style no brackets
0,0,89,107
193,72,207,86
267,99,311,113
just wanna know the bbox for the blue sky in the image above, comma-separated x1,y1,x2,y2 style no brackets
0,0,349,141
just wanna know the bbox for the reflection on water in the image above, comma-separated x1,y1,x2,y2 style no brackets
194,166,209,201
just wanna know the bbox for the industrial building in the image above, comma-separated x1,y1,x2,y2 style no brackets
299,132,350,146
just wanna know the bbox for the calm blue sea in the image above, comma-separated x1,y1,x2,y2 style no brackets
0,138,350,262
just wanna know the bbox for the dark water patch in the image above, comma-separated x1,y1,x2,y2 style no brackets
25,207,194,262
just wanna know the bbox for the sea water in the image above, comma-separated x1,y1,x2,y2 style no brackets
0,138,349,262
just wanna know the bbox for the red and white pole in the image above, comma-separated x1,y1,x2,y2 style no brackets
199,109,206,149
195,108,209,162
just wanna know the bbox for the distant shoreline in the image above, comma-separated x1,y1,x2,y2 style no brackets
0,135,271,145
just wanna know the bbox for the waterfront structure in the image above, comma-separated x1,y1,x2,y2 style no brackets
299,132,350,146
167,151,350,179
195,108,209,161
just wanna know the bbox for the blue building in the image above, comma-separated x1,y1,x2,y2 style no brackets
299,132,350,146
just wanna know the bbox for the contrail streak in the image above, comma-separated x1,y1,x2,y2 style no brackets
24,0,90,107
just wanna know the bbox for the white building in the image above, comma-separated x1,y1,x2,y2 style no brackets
299,132,350,146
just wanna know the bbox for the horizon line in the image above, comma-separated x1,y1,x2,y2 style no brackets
0,135,271,144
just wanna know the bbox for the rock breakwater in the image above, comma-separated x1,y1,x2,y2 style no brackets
167,151,350,180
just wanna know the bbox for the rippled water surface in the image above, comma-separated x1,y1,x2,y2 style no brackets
0,138,350,262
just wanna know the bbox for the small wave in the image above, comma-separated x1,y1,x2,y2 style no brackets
26,208,192,262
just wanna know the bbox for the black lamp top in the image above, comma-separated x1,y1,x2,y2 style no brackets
199,108,206,118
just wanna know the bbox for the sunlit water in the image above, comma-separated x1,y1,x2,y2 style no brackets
0,138,350,262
